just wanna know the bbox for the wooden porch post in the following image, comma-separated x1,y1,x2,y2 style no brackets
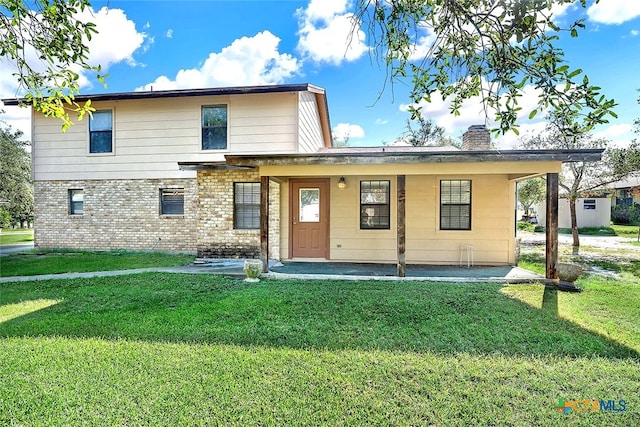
397,175,406,277
546,173,559,280
260,175,269,273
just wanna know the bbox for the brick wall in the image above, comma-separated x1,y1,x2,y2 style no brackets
462,124,491,150
34,178,198,252
34,172,281,258
196,170,280,259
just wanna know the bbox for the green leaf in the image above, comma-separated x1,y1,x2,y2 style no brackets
567,69,583,79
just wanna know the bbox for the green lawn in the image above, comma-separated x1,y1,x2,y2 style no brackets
611,224,640,239
0,229,33,245
0,250,194,277
1,273,638,425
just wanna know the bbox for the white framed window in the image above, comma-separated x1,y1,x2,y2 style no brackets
584,199,596,210
202,105,228,150
89,110,113,153
234,182,260,229
69,189,83,215
440,180,471,230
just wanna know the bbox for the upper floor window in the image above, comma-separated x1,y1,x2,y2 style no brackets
360,180,390,229
69,189,83,215
160,189,184,215
89,110,113,153
234,182,260,229
202,105,227,150
440,180,471,230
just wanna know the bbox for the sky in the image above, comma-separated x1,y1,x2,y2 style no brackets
1,0,639,149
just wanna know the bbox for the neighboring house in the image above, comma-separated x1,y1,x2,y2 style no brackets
3,84,603,277
611,175,640,207
536,198,611,229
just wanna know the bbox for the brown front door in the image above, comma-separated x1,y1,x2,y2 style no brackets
290,179,329,258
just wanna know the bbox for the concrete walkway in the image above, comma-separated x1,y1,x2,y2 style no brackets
0,243,34,257
1,259,547,284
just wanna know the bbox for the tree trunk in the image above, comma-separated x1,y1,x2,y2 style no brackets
569,196,580,248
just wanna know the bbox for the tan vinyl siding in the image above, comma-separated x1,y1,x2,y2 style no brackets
330,175,397,262
32,92,300,181
278,173,517,265
230,92,298,153
406,175,515,265
298,91,325,153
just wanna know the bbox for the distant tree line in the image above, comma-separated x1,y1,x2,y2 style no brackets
0,124,33,228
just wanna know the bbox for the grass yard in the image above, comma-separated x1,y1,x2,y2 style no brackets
1,273,638,425
0,228,33,245
611,224,640,239
0,250,194,277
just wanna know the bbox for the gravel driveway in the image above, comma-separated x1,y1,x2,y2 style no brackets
518,231,639,252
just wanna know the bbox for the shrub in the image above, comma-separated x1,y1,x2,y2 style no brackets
516,221,536,232
0,209,11,229
612,203,640,225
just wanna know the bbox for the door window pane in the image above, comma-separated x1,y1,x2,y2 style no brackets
299,188,320,222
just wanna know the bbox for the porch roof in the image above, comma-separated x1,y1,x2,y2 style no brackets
224,147,604,167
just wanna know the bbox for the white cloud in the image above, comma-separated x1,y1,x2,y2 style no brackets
587,0,640,24
138,31,299,90
593,123,636,148
0,6,145,138
332,122,365,142
407,27,438,62
0,104,32,141
399,82,547,148
304,0,348,20
494,122,548,149
631,29,639,37
166,29,174,39
0,6,145,96
296,0,368,65
374,118,388,125
76,7,146,70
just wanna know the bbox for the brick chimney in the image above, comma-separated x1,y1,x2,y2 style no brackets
462,125,491,150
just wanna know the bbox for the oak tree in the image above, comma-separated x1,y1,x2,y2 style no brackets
1,0,104,129
0,124,33,227
354,0,616,135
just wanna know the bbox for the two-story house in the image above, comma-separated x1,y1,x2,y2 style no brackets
3,84,603,278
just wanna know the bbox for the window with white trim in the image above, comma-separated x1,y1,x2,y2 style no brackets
69,189,83,215
234,182,260,229
202,105,228,150
89,110,113,153
440,180,471,230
